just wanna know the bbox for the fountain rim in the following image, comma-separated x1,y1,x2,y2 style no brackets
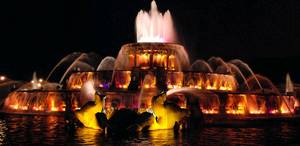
68,70,233,75
11,87,281,96
120,42,185,49
14,89,80,93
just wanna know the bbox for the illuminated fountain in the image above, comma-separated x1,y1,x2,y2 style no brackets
1,0,299,132
0,75,23,106
1,73,72,113
67,0,300,130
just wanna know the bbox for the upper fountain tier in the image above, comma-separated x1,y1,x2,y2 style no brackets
114,43,190,71
136,0,176,43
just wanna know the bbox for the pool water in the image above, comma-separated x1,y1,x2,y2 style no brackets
0,114,300,145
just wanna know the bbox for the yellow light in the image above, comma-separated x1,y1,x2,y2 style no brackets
270,109,279,114
75,94,103,129
50,99,58,111
249,110,265,114
149,93,189,130
11,104,19,110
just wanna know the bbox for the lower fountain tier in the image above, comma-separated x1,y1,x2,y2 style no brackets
67,70,238,91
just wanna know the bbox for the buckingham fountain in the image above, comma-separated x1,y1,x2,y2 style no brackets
1,1,300,133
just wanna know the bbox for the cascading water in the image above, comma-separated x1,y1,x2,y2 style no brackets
136,0,176,43
138,73,158,111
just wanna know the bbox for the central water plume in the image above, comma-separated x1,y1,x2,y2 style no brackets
136,0,176,43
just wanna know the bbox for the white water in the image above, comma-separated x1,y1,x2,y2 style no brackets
136,0,176,43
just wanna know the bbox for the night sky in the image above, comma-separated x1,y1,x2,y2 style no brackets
0,0,300,83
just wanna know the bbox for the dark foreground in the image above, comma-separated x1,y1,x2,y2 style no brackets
0,114,300,145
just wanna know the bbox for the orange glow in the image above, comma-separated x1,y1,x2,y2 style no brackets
142,74,156,89
168,55,176,70
20,106,28,110
137,53,150,69
280,96,297,114
206,79,217,90
226,94,246,114
4,91,67,112
202,109,219,114
33,106,44,111
67,72,94,90
295,99,300,108
153,53,167,67
270,109,279,114
115,71,131,89
226,103,246,114
10,104,19,110
182,73,236,91
280,102,291,114
246,95,266,114
226,94,269,115
50,99,58,111
167,72,183,89
167,73,237,91
249,110,265,114
129,54,135,68
280,106,290,114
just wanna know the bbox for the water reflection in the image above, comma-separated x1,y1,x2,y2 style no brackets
75,128,104,145
0,119,7,145
0,114,299,145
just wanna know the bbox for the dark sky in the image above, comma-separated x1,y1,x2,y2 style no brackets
0,0,300,83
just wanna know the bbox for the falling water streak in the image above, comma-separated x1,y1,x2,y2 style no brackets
96,56,116,71
227,63,250,90
46,52,81,81
229,59,263,90
59,53,88,84
243,64,263,90
171,46,190,71
190,59,213,73
112,46,130,84
207,56,227,71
